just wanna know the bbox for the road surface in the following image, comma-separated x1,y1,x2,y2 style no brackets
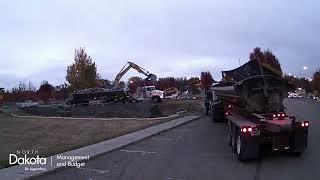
34,98,320,180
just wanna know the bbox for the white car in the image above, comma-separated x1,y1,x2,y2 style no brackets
16,100,38,108
288,93,301,98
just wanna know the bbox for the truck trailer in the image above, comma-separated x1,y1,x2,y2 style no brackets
207,60,309,160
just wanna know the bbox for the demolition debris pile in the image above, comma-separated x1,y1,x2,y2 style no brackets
22,100,204,118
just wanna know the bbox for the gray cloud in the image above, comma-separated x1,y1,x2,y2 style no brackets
1,0,320,89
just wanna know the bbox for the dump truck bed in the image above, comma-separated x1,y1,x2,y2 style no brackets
212,61,292,113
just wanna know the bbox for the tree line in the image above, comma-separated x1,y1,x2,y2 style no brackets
2,47,319,103
2,81,69,102
1,47,214,102
65,48,213,94
249,47,320,96
284,72,320,95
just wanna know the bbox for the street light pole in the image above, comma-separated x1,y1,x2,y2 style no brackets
300,66,308,95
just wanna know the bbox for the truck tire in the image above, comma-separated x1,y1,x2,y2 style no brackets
290,152,302,156
208,109,212,119
236,134,260,161
236,134,246,160
208,109,214,123
152,96,161,103
231,126,237,152
227,121,232,146
214,102,224,110
209,108,219,123
212,110,218,122
205,102,209,115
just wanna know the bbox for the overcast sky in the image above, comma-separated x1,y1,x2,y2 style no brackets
1,0,319,89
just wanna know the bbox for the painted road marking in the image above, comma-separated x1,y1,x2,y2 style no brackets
167,177,183,180
152,137,177,141
199,153,234,158
120,150,159,155
172,130,192,132
77,167,109,174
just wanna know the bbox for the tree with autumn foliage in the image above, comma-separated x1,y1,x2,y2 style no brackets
200,71,214,90
157,77,177,90
128,77,144,94
38,80,54,102
188,77,201,94
97,79,112,89
312,70,320,95
66,47,99,91
249,47,282,75
283,74,300,89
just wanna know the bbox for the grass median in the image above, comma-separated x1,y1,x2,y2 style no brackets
0,114,175,169
0,100,204,169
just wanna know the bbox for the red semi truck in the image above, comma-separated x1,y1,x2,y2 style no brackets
206,60,309,160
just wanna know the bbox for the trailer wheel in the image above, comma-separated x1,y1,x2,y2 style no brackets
231,124,237,151
152,96,161,103
236,135,243,158
231,133,237,151
236,134,252,161
210,110,214,122
211,108,220,123
205,102,209,115
208,105,216,123
208,110,214,122
227,121,232,146
291,152,302,156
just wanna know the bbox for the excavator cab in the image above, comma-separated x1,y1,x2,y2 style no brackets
146,74,157,83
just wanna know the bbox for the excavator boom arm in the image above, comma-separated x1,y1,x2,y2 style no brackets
113,61,156,89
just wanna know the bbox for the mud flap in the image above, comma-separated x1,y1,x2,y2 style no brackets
240,135,260,160
291,128,308,153
272,135,290,151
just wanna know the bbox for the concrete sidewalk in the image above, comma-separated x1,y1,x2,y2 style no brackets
0,115,201,180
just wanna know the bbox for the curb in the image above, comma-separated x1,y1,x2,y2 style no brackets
10,110,188,121
0,115,201,180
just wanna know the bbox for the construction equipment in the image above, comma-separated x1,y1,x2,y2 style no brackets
113,62,157,89
67,61,163,105
135,86,164,103
206,60,308,160
113,62,163,103
163,87,179,99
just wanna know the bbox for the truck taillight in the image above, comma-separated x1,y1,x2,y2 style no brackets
301,121,309,127
272,113,286,119
241,127,252,133
241,126,260,136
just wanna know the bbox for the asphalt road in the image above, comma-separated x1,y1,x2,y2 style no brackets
34,98,320,180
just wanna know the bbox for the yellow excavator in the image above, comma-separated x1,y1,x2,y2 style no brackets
113,62,157,89
113,62,163,103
